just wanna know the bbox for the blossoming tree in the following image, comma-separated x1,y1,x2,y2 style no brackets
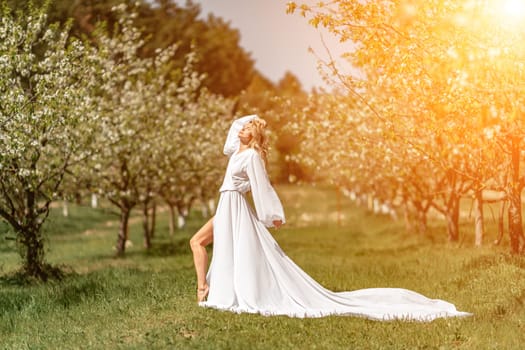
79,5,232,255
289,0,525,250
0,2,98,278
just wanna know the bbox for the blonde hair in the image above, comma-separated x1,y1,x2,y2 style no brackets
248,117,269,167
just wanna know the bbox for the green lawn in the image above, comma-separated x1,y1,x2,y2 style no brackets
1,185,525,349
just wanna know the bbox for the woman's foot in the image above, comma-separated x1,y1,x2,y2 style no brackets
197,285,209,303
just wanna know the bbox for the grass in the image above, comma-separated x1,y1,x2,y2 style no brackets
1,184,525,349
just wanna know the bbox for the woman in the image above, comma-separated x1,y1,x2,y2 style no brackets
190,114,471,321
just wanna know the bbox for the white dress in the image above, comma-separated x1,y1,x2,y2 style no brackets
200,115,471,321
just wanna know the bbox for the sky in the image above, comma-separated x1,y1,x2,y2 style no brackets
174,0,353,91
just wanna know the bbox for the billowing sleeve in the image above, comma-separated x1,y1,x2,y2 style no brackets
246,151,286,228
223,114,258,156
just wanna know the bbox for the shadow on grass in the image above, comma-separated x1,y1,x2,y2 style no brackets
0,264,74,286
150,237,191,256
0,267,151,317
53,276,109,309
83,237,194,262
0,271,110,318
128,237,194,258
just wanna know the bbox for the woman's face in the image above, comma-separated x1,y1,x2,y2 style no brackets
238,121,254,143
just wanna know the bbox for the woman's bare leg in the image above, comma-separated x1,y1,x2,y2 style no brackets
189,216,214,300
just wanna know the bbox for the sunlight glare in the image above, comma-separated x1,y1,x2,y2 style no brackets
501,0,525,19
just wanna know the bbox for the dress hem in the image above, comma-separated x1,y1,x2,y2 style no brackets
198,301,472,322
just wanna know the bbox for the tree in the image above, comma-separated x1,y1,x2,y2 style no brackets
14,0,256,97
78,4,174,256
235,71,311,183
78,4,233,255
157,72,233,235
0,1,98,279
290,0,525,251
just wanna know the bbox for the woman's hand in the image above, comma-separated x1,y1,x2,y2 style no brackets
272,220,283,229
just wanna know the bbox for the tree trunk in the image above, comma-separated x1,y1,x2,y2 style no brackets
22,225,46,278
142,203,151,249
445,194,460,242
416,210,427,235
412,200,428,235
507,189,524,253
208,198,216,213
62,199,69,217
367,194,374,212
116,207,131,256
149,203,156,238
21,188,47,278
402,200,414,233
201,201,209,218
336,189,341,227
474,190,484,247
168,203,176,237
495,200,506,245
508,136,524,253
75,192,82,205
91,193,98,208
178,213,186,229
177,203,187,229
373,198,380,214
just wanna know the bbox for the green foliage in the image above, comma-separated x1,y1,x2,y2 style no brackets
2,185,525,348
15,0,256,97
235,70,311,183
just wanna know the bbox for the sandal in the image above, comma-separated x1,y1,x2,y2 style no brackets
197,285,209,303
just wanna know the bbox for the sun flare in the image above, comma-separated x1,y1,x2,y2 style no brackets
500,0,525,20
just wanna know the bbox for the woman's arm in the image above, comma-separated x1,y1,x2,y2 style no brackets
246,150,286,228
223,114,258,156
